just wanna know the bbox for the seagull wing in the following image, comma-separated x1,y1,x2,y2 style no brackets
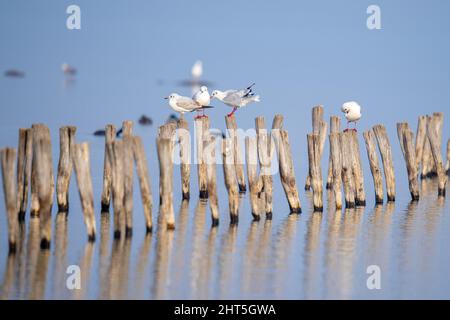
222,92,242,106
176,96,199,111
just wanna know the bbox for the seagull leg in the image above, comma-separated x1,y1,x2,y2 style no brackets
227,107,237,117
343,120,349,133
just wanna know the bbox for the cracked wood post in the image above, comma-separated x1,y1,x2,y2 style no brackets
349,130,366,206
30,124,45,216
415,115,427,174
326,116,341,189
307,134,323,211
132,136,153,233
245,136,263,220
255,116,274,219
56,126,76,213
122,120,134,237
427,115,447,196
1,148,19,254
195,117,209,199
373,124,396,201
107,140,124,239
222,137,239,224
73,143,97,241
33,125,53,249
341,131,356,208
446,138,450,175
101,124,116,212
275,129,302,213
225,114,246,193
421,115,434,178
178,118,190,200
363,130,384,204
428,112,444,177
329,133,343,209
397,123,419,200
157,124,175,229
305,105,325,190
16,128,32,221
205,134,219,226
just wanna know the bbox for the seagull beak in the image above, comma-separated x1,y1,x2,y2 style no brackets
164,97,169,100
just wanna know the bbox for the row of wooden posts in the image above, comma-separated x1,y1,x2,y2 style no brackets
1,109,449,254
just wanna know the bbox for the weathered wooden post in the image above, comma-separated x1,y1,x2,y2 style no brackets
349,130,366,206
195,117,209,198
446,138,450,175
363,130,384,204
33,125,53,249
329,133,342,209
415,116,427,174
107,140,124,238
30,124,44,216
427,115,447,196
1,148,19,253
177,118,190,200
157,124,175,229
73,143,97,241
205,134,220,226
326,116,341,189
245,136,263,220
307,134,323,211
56,126,76,213
101,124,116,212
305,106,327,190
225,114,246,193
275,129,302,213
373,124,396,201
255,116,274,219
397,123,420,200
132,136,153,233
341,131,356,208
222,138,240,224
122,120,134,237
16,128,32,221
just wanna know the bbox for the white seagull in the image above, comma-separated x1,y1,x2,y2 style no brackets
341,101,362,131
192,86,211,118
211,83,260,117
62,63,77,76
164,93,213,119
191,60,203,80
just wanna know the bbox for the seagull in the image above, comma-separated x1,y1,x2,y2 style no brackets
192,86,211,118
341,101,362,132
191,60,203,80
211,83,260,117
62,63,77,76
164,93,213,119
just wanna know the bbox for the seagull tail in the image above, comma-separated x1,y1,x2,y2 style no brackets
200,105,214,109
252,95,260,102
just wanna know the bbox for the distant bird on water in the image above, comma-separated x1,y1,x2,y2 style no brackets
4,69,25,78
341,101,362,132
62,63,77,76
192,86,211,118
165,93,213,119
211,83,260,117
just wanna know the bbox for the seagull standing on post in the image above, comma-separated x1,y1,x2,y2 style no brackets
192,86,211,118
341,101,362,132
211,83,260,117
165,93,213,119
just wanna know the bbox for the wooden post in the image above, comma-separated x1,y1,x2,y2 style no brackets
275,129,302,213
427,115,447,196
73,143,97,241
225,114,246,193
177,118,190,200
404,130,420,200
1,148,19,253
349,130,366,206
30,124,44,216
132,136,153,233
326,116,341,189
245,136,263,220
56,126,76,213
363,130,384,204
373,124,396,201
329,133,342,209
101,124,116,212
255,116,274,219
429,112,444,177
33,125,53,249
305,106,327,190
195,117,208,198
206,134,219,226
157,125,175,229
446,138,450,175
122,120,134,237
107,140,124,238
341,131,356,208
415,116,427,174
16,128,32,221
222,138,239,224
307,134,323,211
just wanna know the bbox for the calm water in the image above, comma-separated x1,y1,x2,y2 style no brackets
1,0,450,300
